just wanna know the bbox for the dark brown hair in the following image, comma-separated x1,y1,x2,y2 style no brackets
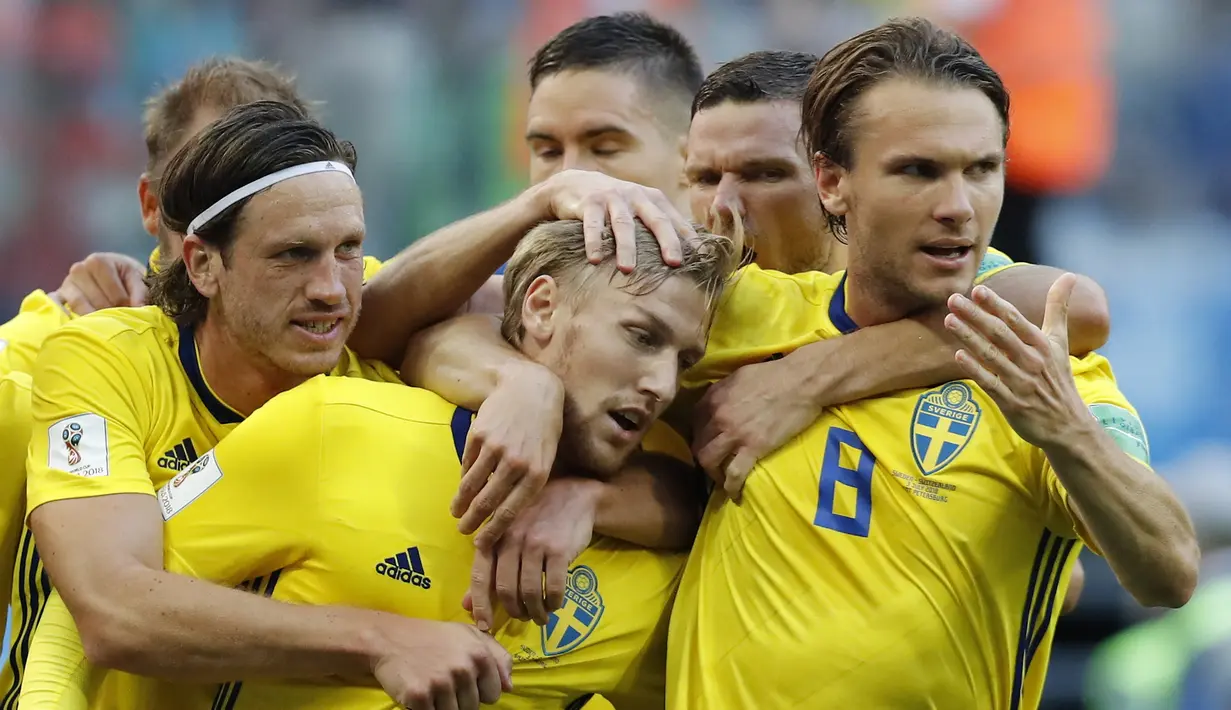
147,100,357,326
692,50,819,117
529,12,702,129
801,17,1010,238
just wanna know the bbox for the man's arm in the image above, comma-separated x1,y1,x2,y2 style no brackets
983,265,1110,355
31,376,513,705
26,339,382,682
690,265,1110,492
402,314,702,548
1042,422,1197,608
30,494,379,681
350,170,688,366
466,452,704,629
948,277,1198,608
781,264,1108,409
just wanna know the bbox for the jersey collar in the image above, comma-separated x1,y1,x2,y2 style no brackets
828,272,860,334
177,323,245,425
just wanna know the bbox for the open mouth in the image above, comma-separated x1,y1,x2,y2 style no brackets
293,319,342,336
608,409,646,433
920,245,971,260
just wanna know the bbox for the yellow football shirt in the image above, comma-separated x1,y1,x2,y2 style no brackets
0,291,70,378
68,376,683,709
0,372,34,710
13,305,397,707
668,266,1147,710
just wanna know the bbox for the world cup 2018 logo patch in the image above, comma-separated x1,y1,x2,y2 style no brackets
62,422,83,466
541,566,604,657
911,382,981,476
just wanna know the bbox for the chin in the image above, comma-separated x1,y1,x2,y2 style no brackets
579,441,634,478
277,348,345,379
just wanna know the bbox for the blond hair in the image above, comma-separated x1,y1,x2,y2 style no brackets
142,57,317,175
501,220,737,345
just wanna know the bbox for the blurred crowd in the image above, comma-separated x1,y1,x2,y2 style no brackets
1,0,1229,708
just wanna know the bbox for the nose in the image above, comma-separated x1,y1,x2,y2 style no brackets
934,174,975,228
304,253,346,306
639,354,679,408
561,148,599,174
711,174,746,223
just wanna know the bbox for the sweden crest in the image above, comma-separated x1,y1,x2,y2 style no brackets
911,383,981,475
541,566,604,657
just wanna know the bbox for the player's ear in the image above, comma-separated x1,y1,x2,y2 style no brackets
814,151,849,218
182,236,221,299
138,173,160,238
521,274,560,345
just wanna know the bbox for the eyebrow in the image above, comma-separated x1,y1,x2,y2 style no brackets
885,151,1005,166
634,304,705,361
525,125,633,143
687,156,797,175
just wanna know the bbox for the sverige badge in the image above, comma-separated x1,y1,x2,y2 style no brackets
541,566,604,657
911,382,981,475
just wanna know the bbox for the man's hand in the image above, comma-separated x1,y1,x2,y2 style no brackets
465,477,601,631
372,617,513,710
945,274,1089,448
51,253,148,315
455,363,565,550
534,169,691,272
692,356,823,501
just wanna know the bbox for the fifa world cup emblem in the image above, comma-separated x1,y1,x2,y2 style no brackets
62,422,83,466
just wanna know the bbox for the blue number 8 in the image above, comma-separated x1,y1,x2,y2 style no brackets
813,427,875,538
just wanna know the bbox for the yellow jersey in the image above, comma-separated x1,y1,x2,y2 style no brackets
668,266,1148,710
69,376,683,709
0,291,70,378
0,249,385,705
13,305,397,707
0,373,34,710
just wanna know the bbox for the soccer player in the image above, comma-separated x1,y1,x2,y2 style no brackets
522,12,701,213
666,18,1198,709
0,57,365,708
683,48,1097,610
23,99,688,705
43,217,732,710
0,58,336,378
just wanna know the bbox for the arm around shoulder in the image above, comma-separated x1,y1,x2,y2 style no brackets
982,265,1110,355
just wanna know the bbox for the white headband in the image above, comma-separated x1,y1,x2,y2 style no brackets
185,160,355,237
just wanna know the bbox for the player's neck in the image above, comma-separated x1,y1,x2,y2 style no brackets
841,269,916,329
194,318,308,419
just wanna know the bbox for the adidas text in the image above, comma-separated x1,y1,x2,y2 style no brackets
158,438,199,471
376,547,432,590
376,561,431,589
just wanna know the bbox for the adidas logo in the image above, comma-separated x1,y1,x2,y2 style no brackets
157,438,199,471
375,547,431,590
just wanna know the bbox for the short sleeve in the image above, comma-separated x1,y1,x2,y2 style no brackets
0,290,72,377
686,265,842,387
974,247,1024,284
160,378,327,587
26,324,156,516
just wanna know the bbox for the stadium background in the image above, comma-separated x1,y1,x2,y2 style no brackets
0,0,1228,707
